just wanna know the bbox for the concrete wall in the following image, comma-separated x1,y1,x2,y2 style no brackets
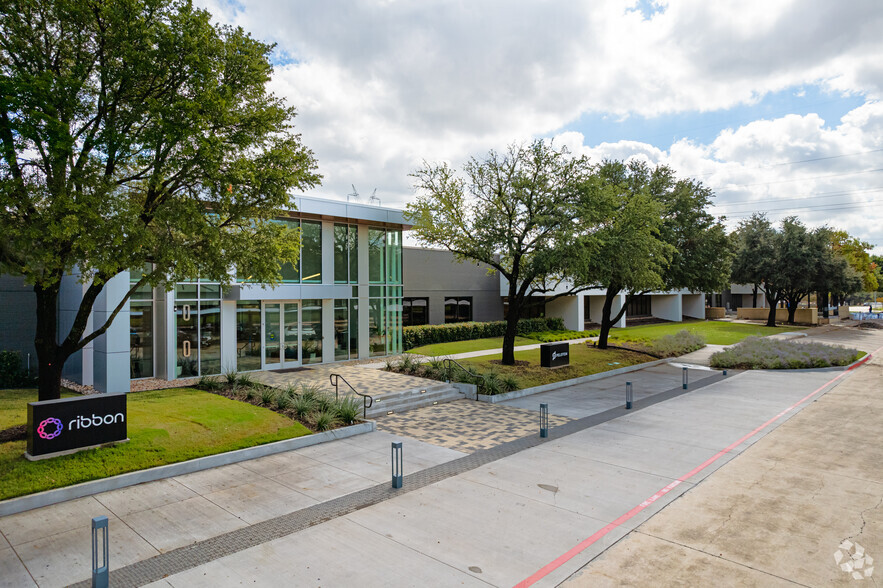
403,247,503,325
650,294,681,322
545,296,582,331
0,274,37,373
736,307,818,325
682,294,705,319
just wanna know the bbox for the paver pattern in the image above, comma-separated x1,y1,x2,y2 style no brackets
251,363,441,398
376,399,572,452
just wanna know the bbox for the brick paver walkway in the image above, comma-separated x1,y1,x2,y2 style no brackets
375,399,572,452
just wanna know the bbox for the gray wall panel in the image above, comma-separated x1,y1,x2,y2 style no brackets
403,247,503,324
0,274,37,370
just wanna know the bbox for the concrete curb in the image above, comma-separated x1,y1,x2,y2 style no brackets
0,421,375,517
476,358,671,403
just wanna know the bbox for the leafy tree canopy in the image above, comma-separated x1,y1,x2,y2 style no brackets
0,0,320,399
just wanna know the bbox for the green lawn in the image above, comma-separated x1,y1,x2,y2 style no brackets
407,336,536,356
608,320,805,345
0,388,310,500
459,344,649,389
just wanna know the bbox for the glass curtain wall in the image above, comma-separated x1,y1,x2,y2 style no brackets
236,301,262,371
368,228,386,283
280,219,300,282
301,220,322,283
129,272,154,379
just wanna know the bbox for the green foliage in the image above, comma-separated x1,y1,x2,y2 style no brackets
500,374,520,393
334,396,362,425
244,387,256,401
224,370,240,385
0,351,29,389
299,382,323,400
0,0,320,400
399,354,418,374
523,329,598,342
710,337,860,369
275,391,292,410
314,410,338,432
407,141,597,365
291,394,317,420
197,375,222,391
403,317,564,350
260,388,275,406
315,393,335,413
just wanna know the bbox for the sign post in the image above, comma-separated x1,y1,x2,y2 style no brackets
27,394,128,460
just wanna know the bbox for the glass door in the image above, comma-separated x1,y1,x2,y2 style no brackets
283,302,300,366
263,301,301,369
264,303,281,368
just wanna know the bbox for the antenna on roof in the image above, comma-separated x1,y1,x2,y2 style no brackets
348,184,360,202
369,189,381,206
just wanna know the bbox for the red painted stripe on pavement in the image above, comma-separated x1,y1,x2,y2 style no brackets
514,346,880,588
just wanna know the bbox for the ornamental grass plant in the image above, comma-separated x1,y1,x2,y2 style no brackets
710,337,860,369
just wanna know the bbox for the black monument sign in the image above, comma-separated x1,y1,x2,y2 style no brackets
540,342,570,368
27,394,128,459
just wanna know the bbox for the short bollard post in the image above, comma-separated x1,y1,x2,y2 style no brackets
625,381,633,410
682,366,688,390
391,442,403,489
540,403,549,438
722,369,727,377
92,516,109,588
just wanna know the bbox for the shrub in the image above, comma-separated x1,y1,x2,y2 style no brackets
399,354,418,374
335,396,362,425
291,394,316,419
315,392,335,413
709,337,860,370
0,351,28,388
236,372,255,387
260,387,275,406
314,410,338,432
500,374,520,392
479,371,503,396
403,317,566,350
197,375,222,391
300,382,323,400
275,391,292,410
244,387,256,401
224,369,239,385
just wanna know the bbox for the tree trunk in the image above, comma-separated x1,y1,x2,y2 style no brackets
34,284,65,401
501,282,522,366
765,294,777,327
786,300,797,324
752,284,758,308
598,287,622,350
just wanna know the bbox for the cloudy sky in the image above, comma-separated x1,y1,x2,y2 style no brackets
198,0,883,252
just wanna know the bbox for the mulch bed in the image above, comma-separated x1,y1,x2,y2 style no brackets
0,424,26,443
488,360,531,367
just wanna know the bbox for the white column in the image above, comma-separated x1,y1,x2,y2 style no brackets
220,300,237,373
650,294,682,322
322,298,334,363
545,296,583,331
93,271,131,393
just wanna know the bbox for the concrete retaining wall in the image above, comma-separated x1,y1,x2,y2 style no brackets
705,307,725,319
736,307,818,325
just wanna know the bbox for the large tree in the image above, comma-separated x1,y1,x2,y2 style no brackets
0,0,320,400
569,160,731,348
731,214,781,325
407,141,601,365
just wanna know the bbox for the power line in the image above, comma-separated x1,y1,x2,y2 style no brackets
689,147,883,178
724,199,883,218
714,167,883,189
711,186,883,209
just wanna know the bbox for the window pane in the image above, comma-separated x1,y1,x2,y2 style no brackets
334,299,349,361
369,298,386,357
368,228,385,283
302,299,323,364
175,283,198,300
130,301,153,378
444,298,457,323
349,224,359,283
301,220,322,282
349,299,359,358
200,284,221,299
386,229,402,284
264,303,281,366
387,297,402,355
199,302,221,375
236,301,262,371
334,224,348,283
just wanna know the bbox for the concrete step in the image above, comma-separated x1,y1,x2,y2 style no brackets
362,383,464,418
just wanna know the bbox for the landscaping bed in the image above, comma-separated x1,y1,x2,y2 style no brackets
605,329,706,358
386,344,648,393
709,337,861,369
523,329,597,342
406,335,536,356
0,386,312,500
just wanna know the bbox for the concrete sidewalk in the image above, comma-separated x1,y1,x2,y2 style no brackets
565,330,883,587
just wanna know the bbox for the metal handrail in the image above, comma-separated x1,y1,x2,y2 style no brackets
329,373,374,419
442,359,486,400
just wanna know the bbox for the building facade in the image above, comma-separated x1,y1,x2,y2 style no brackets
3,197,411,394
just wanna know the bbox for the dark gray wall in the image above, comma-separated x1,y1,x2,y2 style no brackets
403,247,503,325
0,274,37,370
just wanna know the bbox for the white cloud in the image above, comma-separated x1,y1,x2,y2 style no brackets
195,0,883,251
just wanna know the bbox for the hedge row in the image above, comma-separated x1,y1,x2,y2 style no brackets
403,317,565,350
